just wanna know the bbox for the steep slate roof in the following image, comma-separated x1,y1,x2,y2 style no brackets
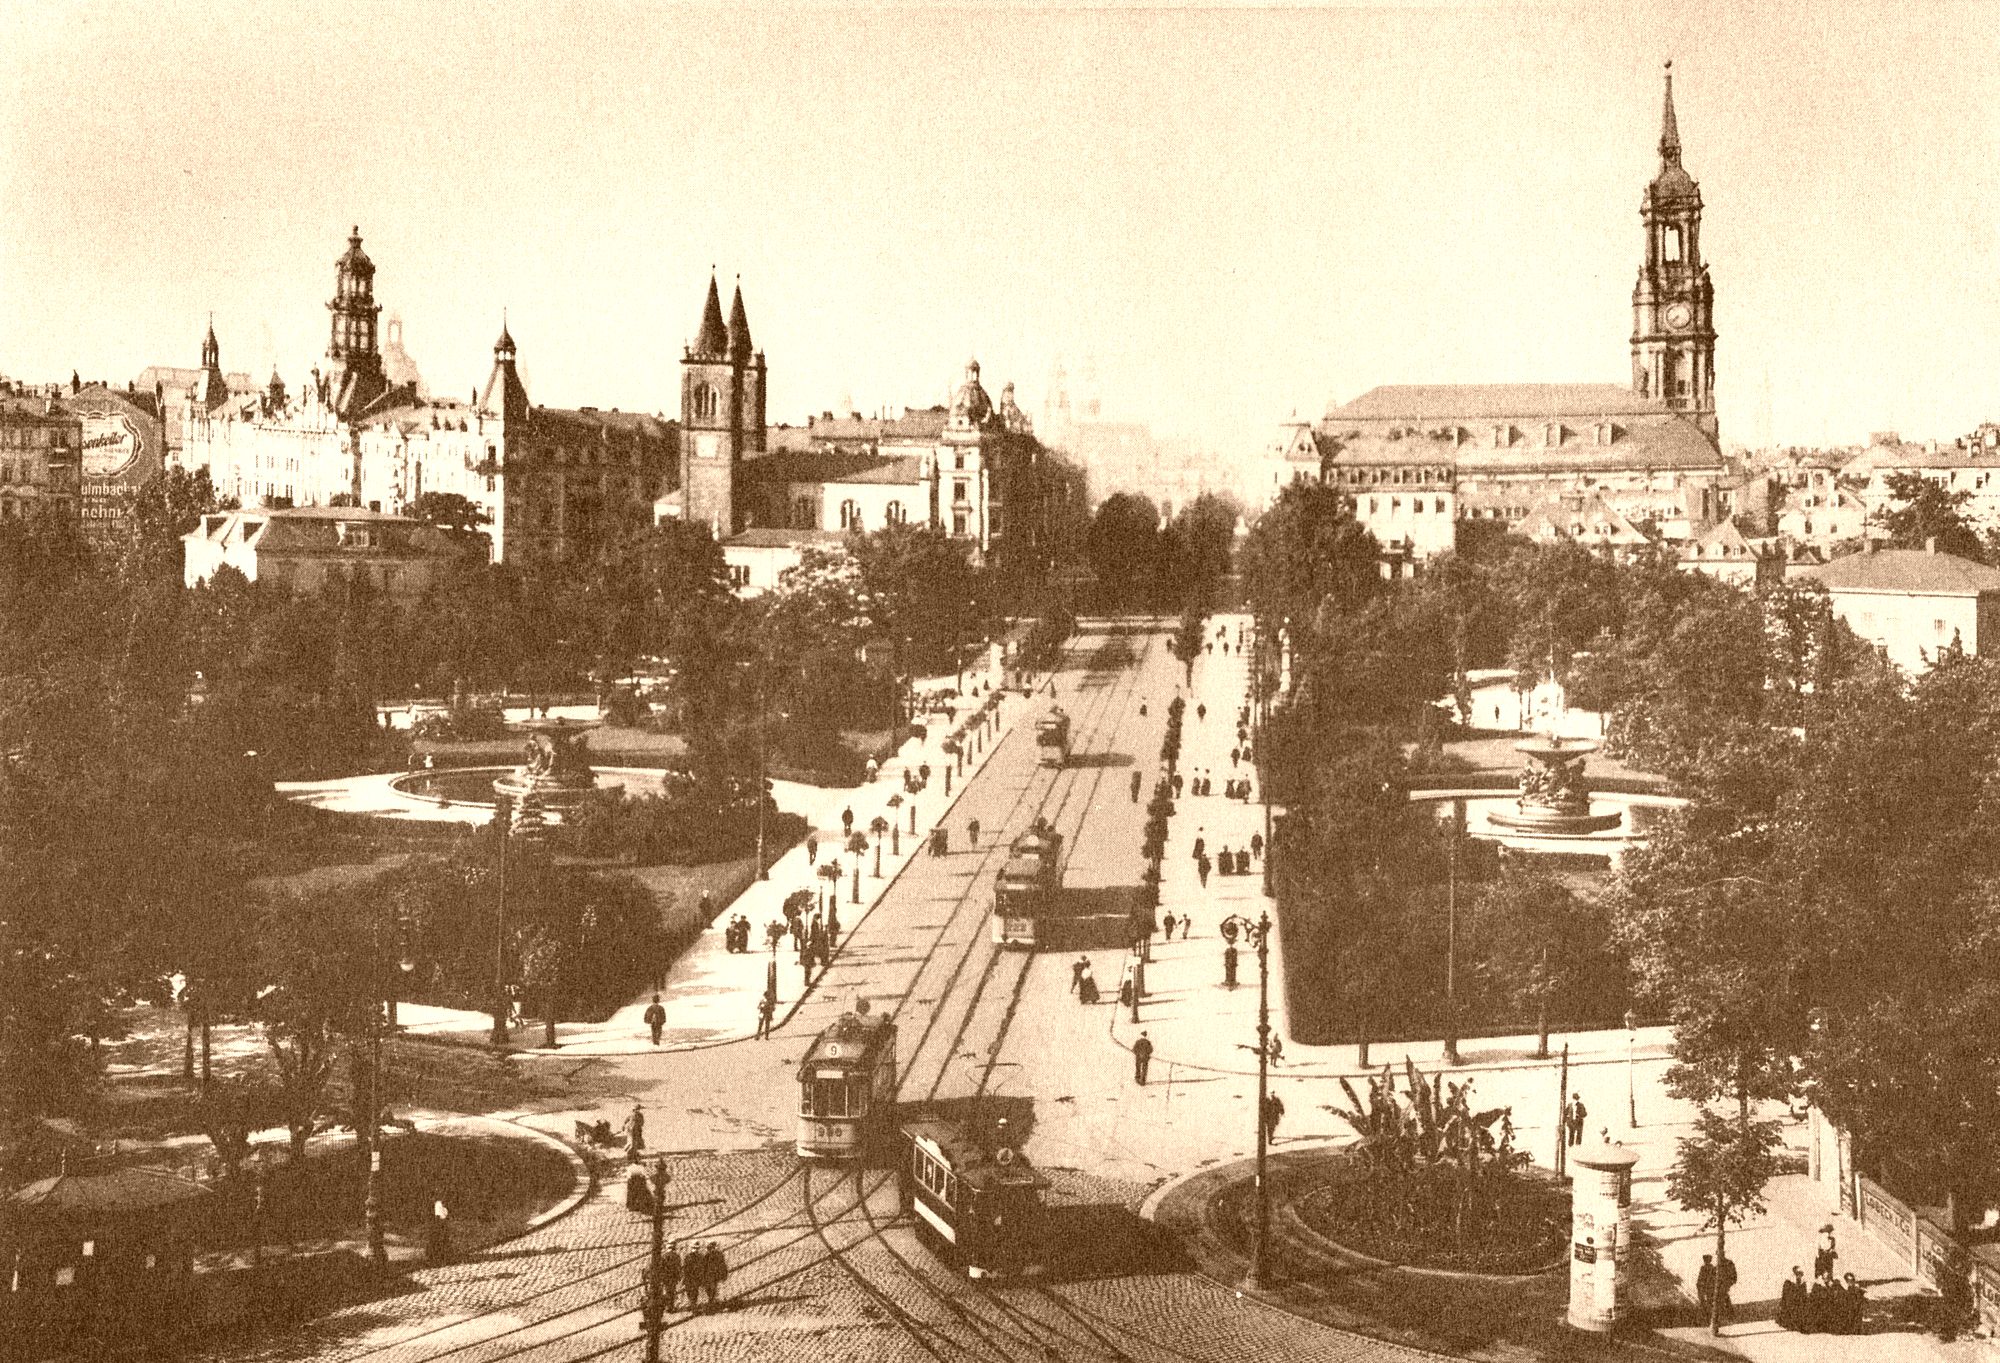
1802,547,2000,596
739,450,924,486
692,276,729,357
1514,492,1651,547
1328,383,1676,422
1681,518,1763,560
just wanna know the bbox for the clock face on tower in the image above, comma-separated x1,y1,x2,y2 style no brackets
1664,303,1693,331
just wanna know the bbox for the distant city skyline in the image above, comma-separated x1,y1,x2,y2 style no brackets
5,3,2000,454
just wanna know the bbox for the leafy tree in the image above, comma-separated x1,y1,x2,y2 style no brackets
1159,492,1239,608
1086,493,1161,610
1240,481,1381,642
404,491,490,534
849,522,988,678
1667,1108,1782,1335
124,466,223,583
1873,471,1986,562
253,888,376,1162
1476,867,1620,1059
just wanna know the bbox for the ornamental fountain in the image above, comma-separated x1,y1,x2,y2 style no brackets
492,718,612,827
1485,732,1624,837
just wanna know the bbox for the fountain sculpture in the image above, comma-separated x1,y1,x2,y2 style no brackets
1487,732,1624,837
491,718,609,825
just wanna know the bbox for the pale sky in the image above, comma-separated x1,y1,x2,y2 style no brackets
5,2,2000,455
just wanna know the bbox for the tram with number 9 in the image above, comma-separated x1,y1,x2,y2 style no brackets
795,1003,898,1161
899,1116,1048,1278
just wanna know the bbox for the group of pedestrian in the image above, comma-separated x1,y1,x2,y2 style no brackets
1160,911,1192,940
657,1240,730,1313
1211,847,1251,876
1775,1226,1867,1334
722,914,755,953
1070,956,1100,1004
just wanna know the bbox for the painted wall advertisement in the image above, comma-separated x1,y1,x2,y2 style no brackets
69,387,163,542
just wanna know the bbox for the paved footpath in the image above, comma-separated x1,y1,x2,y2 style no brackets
1112,614,1983,1362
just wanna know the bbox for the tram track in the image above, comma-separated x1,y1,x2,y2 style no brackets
309,624,1161,1363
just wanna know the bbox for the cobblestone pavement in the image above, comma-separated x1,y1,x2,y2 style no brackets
229,1148,1447,1363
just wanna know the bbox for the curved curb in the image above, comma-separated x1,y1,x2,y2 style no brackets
486,1115,598,1236
1283,1185,1570,1282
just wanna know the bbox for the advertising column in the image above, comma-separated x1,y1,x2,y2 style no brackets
1567,1139,1639,1332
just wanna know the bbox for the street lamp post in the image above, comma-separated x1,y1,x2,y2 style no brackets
756,667,770,880
491,797,511,1046
1625,1009,1638,1129
1222,910,1274,1287
1444,803,1463,1067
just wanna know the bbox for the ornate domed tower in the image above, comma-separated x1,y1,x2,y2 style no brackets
1631,63,1717,440
325,226,388,419
680,274,765,539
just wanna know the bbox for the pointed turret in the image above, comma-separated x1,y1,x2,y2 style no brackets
726,282,753,362
482,315,529,420
692,273,728,358
1658,60,1681,166
201,314,220,369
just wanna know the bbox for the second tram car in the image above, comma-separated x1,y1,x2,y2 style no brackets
795,1004,898,1161
899,1117,1048,1278
1035,709,1071,766
992,818,1064,947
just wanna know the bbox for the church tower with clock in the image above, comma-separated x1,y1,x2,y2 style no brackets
1631,62,1717,441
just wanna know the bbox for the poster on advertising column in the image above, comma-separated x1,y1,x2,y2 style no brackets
68,386,163,546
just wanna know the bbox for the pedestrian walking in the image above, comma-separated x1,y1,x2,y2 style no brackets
826,905,840,943
426,1198,454,1263
1696,1254,1715,1318
1070,956,1087,995
1192,833,1206,861
1162,911,1177,940
1266,1034,1283,1066
657,1241,683,1311
1251,831,1264,859
1814,1224,1837,1282
1197,855,1210,888
1566,1094,1587,1146
644,995,666,1047
1717,1253,1738,1319
1262,1091,1284,1142
1229,747,1240,767
623,1102,646,1161
756,992,776,1038
1180,913,1193,939
1778,1266,1806,1330
1130,770,1142,803
865,756,879,782
702,1241,727,1309
920,762,931,785
679,1241,704,1311
1197,703,1207,721
841,807,854,836
1132,1031,1154,1084
1171,772,1183,798
1078,960,1098,1004
807,833,819,865
968,817,981,847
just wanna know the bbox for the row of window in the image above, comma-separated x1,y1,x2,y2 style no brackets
1362,497,1450,516
801,1075,866,1119
911,1146,962,1208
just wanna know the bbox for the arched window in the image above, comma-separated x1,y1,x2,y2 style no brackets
1663,225,1683,263
886,500,905,525
840,498,861,530
691,383,720,422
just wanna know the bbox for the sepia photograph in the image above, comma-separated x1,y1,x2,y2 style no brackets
6,3,2000,1359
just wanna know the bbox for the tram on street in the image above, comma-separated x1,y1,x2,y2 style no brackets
795,1003,898,1161
1035,709,1071,766
992,818,1064,947
899,1116,1048,1278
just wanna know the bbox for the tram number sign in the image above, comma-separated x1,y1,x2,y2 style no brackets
825,1043,842,1058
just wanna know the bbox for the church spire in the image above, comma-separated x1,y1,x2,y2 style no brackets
726,280,753,362
692,272,728,357
1659,60,1681,167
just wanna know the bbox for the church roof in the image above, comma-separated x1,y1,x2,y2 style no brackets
336,226,375,279
692,276,729,357
1803,546,2000,597
727,284,753,360
1328,383,1674,422
740,450,925,487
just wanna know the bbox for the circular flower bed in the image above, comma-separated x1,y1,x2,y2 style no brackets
1294,1153,1570,1276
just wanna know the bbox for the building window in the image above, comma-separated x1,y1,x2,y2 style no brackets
886,500,905,525
840,498,860,530
952,509,968,536
729,564,749,587
953,480,970,505
1664,225,1683,262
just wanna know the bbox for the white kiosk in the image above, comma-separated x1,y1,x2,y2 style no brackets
1567,1139,1639,1332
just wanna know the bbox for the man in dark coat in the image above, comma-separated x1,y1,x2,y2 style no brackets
644,995,666,1047
678,1240,703,1311
658,1241,683,1311
1132,1031,1154,1084
1695,1254,1716,1318
1777,1265,1807,1329
702,1242,727,1309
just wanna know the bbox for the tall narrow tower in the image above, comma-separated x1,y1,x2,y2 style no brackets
679,274,765,539
325,226,388,419
1630,63,1717,441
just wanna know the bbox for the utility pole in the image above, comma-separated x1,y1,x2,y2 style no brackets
641,1157,670,1363
1253,907,1272,1287
366,903,387,1270
1556,1042,1571,1180
491,798,511,1046
1444,803,1461,1067
756,665,769,880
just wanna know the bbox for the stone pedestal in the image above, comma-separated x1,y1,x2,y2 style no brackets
1567,1140,1639,1333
